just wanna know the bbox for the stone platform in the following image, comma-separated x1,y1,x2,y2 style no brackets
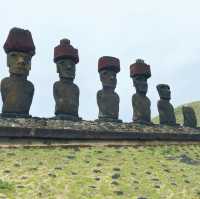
0,117,200,146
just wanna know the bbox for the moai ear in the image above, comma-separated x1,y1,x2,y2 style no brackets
56,64,60,73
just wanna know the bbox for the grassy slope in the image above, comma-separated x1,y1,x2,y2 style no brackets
152,101,200,126
0,146,200,199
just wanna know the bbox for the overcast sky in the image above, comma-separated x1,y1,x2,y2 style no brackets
0,0,200,122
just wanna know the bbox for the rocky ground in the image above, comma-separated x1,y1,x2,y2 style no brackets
0,117,199,134
0,118,199,199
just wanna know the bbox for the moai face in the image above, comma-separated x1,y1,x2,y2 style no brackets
7,51,31,76
56,59,76,80
133,76,148,96
100,69,117,89
157,84,171,100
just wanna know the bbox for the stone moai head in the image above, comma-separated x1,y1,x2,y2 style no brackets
98,56,120,90
133,76,148,96
130,59,151,96
4,27,35,77
182,106,197,128
157,84,171,100
54,39,79,81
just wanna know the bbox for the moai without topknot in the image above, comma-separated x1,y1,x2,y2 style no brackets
130,59,151,124
97,56,121,122
53,39,81,121
156,84,176,125
182,106,197,128
1,27,35,118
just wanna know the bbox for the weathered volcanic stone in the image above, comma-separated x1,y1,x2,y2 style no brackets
1,27,35,118
97,56,121,122
182,106,197,128
53,39,80,121
130,59,151,124
157,84,176,126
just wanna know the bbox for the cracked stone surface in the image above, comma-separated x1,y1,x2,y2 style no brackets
0,117,199,134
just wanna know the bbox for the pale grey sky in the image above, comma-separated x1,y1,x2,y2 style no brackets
0,0,200,121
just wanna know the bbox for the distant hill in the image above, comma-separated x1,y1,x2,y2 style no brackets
152,101,200,126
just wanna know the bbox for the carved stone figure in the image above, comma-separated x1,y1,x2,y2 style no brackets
130,59,151,124
53,39,81,120
97,56,121,122
156,84,176,125
182,106,197,128
1,27,35,118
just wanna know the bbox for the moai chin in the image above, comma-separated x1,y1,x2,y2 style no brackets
96,56,121,122
156,84,176,125
130,59,151,124
53,39,81,121
1,27,35,118
182,105,197,128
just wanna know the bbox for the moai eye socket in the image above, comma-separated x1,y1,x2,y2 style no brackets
10,52,17,57
57,59,65,65
102,71,107,76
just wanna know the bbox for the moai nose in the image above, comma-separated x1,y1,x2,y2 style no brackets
67,65,71,69
17,57,25,65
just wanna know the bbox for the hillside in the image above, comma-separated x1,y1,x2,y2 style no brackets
0,145,200,199
152,101,200,126
0,113,199,198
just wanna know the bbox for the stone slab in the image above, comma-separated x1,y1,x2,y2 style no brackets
0,118,199,143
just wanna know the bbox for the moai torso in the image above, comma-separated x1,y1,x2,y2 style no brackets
157,100,176,125
1,76,34,116
53,80,79,117
182,106,197,128
132,93,151,123
97,89,119,120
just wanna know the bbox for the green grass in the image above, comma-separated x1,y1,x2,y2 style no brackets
0,146,199,198
152,100,200,126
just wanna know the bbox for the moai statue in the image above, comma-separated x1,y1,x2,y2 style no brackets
156,84,176,125
182,105,197,128
53,39,81,121
97,56,121,122
130,59,151,124
1,27,35,118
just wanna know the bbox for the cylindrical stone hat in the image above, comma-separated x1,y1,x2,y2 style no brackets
98,56,120,73
4,27,35,56
130,59,151,78
54,39,79,64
